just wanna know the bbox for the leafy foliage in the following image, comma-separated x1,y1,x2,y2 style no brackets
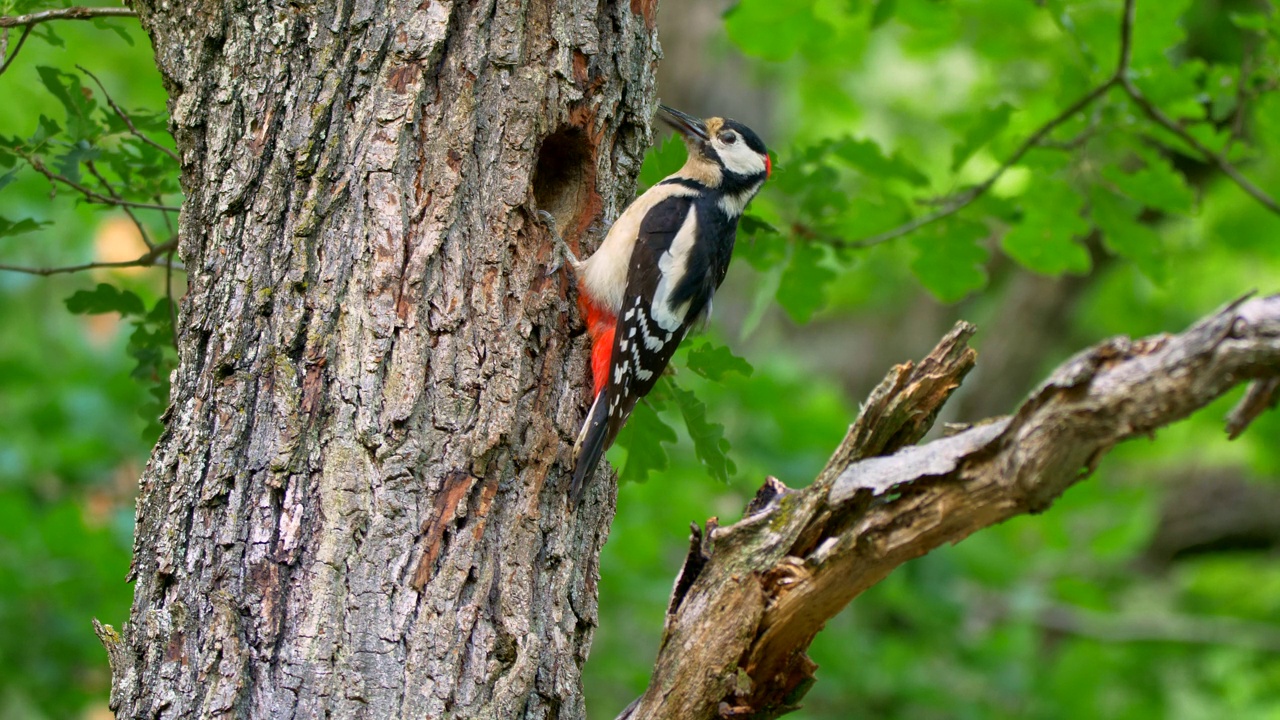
0,5,172,717
64,285,176,438
589,0,1280,717
3,0,1280,719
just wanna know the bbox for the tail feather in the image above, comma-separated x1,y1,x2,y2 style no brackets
571,391,611,505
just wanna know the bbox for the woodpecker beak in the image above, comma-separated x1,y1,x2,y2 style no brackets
658,105,710,142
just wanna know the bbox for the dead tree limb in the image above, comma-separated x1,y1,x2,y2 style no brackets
625,293,1280,720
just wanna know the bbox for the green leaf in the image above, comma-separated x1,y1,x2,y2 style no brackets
739,214,778,237
1101,157,1195,216
1228,11,1269,32
0,167,19,192
54,139,101,185
93,17,136,45
909,219,990,302
685,341,753,382
737,227,787,272
670,383,735,483
833,138,929,186
725,0,827,62
777,241,835,323
0,215,47,237
638,134,687,190
32,22,64,48
1000,180,1091,275
35,66,98,142
614,396,678,484
871,0,897,28
27,115,62,147
951,103,1012,172
64,284,145,317
1089,187,1166,284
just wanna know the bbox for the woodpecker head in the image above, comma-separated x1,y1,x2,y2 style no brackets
658,105,771,194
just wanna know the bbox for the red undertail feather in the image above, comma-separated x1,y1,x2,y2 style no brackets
578,293,616,397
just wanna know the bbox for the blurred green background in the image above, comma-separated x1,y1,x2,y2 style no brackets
2,0,1279,718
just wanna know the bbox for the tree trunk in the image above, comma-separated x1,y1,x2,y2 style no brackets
106,2,659,717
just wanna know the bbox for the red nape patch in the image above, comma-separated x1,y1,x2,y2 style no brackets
764,154,772,178
578,294,616,396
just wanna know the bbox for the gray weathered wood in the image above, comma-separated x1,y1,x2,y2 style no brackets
630,295,1280,719
106,2,660,718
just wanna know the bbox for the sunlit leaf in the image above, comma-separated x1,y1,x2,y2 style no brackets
951,103,1012,172
834,138,929,186
1000,179,1092,275
1101,156,1195,216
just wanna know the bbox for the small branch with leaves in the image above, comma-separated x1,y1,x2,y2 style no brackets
623,293,1280,720
0,7,138,77
821,0,1280,251
0,238,178,277
11,147,179,213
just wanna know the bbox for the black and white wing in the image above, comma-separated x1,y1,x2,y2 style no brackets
571,193,708,500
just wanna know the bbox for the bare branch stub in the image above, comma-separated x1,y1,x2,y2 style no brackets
627,294,1280,720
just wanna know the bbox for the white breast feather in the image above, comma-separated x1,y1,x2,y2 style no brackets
579,183,698,315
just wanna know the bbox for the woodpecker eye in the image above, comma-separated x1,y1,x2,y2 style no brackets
719,131,738,145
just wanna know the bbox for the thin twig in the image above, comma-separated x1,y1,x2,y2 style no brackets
0,238,178,276
157,196,176,235
77,64,180,164
0,25,31,76
1223,46,1255,158
831,80,1117,250
0,7,137,28
86,160,156,249
1110,0,1280,215
14,148,180,213
1119,79,1280,215
1117,0,1136,71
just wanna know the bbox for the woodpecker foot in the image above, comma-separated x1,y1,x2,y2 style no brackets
538,210,580,275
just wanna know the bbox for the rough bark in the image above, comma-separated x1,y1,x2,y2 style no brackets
627,294,1280,720
102,2,659,718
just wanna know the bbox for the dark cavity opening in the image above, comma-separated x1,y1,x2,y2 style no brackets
533,126,593,231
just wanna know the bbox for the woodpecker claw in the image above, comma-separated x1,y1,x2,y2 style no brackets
538,210,580,275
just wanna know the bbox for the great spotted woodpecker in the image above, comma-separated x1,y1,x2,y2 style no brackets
549,105,771,502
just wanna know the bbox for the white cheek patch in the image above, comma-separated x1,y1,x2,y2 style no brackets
719,144,767,177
